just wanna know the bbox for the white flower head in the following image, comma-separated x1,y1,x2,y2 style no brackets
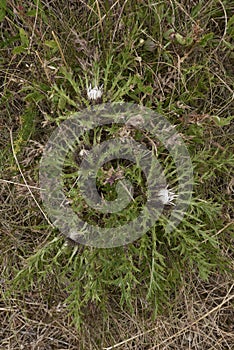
87,84,103,101
157,186,178,206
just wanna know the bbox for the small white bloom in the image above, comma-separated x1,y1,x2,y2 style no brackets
87,84,103,100
79,148,89,157
157,187,178,206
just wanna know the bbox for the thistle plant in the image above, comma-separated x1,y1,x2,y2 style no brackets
1,1,233,347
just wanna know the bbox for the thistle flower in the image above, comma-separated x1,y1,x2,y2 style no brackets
87,84,103,100
157,187,178,206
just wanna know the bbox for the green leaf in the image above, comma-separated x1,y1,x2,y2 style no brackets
26,9,37,17
191,2,203,17
19,28,29,47
58,95,67,110
14,105,37,153
211,115,234,127
227,15,234,37
24,91,45,103
222,40,234,50
12,46,26,54
199,32,214,47
175,33,187,45
45,40,58,50
164,28,175,41
0,0,6,22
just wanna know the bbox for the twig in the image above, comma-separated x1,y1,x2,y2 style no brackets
52,31,68,69
0,178,44,190
28,0,39,52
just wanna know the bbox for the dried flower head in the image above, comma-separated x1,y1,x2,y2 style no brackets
87,84,103,100
157,187,178,206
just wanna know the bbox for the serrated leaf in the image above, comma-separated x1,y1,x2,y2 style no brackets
14,105,37,153
199,32,214,47
24,91,45,103
12,46,26,54
58,95,67,110
45,40,58,50
26,9,37,17
19,28,29,47
211,115,234,127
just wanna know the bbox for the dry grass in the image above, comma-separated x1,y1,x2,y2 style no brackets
1,270,233,349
